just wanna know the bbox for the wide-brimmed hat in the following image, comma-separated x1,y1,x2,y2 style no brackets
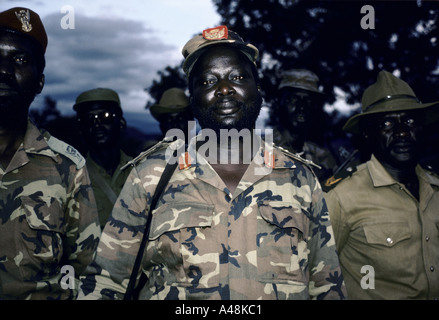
182,25,259,77
149,88,190,116
278,69,324,94
343,70,439,134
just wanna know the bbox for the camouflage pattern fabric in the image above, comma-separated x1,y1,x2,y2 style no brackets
79,136,346,300
86,151,132,229
0,119,101,300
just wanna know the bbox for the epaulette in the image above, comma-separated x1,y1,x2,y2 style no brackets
47,135,85,169
120,137,183,171
275,144,322,170
322,165,357,192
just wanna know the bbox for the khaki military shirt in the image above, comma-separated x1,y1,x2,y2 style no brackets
79,136,346,300
0,120,101,300
325,155,439,299
86,151,132,228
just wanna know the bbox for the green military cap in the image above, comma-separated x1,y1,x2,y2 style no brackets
344,70,439,135
182,25,259,77
0,7,48,53
149,88,189,117
73,88,121,112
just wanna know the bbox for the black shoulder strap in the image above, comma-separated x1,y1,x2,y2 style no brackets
123,160,178,300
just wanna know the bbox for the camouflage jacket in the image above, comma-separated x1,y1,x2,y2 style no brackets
79,136,346,300
86,151,132,229
0,119,101,300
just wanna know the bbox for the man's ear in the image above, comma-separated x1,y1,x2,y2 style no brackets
120,117,127,131
37,74,45,94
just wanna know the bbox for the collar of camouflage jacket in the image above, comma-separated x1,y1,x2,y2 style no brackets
178,133,297,171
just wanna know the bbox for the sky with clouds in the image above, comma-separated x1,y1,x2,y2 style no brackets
1,0,222,134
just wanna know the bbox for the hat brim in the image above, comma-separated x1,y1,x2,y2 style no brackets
149,104,189,115
343,99,439,135
278,84,325,95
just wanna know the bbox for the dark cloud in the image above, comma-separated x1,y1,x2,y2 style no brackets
31,11,180,132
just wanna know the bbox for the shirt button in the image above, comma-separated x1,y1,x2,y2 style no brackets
426,236,430,242
386,237,393,245
430,266,435,272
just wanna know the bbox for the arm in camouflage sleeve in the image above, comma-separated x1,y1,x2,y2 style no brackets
65,165,101,297
307,179,347,300
78,165,151,299
324,189,349,255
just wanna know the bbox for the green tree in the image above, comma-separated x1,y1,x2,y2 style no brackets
145,65,188,109
212,0,438,108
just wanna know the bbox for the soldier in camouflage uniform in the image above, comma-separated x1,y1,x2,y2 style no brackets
79,26,346,300
0,7,100,299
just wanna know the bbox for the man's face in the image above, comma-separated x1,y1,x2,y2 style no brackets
77,102,125,148
154,109,194,136
278,88,315,129
0,31,44,124
364,110,424,168
190,45,262,133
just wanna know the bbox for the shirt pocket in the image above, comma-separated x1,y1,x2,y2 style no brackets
147,202,219,289
362,221,412,274
257,201,309,284
17,196,65,280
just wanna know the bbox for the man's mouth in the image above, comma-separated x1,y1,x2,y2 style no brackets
392,142,414,153
0,83,18,96
214,99,241,115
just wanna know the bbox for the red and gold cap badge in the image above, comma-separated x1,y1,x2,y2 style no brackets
202,25,228,41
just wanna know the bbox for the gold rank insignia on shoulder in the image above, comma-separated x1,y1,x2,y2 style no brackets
15,9,32,32
203,25,228,40
325,176,342,187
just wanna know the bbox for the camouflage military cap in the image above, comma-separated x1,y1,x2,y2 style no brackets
0,7,47,53
182,25,259,77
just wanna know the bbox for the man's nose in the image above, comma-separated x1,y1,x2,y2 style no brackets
215,79,235,96
0,56,13,78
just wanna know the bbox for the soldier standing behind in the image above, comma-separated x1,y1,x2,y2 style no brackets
272,69,339,182
73,88,132,229
79,25,346,300
149,87,194,141
0,7,100,299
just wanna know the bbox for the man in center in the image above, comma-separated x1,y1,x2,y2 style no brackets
79,26,345,300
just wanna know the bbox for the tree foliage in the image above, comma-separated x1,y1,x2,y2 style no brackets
212,0,438,109
147,0,438,132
